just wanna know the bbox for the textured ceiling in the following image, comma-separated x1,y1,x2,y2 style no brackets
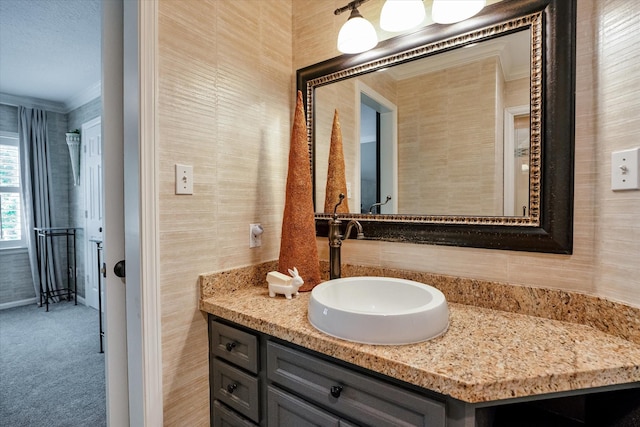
0,0,101,106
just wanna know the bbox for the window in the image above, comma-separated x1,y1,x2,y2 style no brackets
0,132,26,249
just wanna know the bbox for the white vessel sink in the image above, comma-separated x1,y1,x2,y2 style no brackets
308,277,449,345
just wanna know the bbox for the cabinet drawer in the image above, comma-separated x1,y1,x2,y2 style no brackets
212,400,257,427
267,341,445,427
267,386,342,427
211,319,259,374
213,359,260,423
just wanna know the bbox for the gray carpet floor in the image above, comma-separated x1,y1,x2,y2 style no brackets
0,302,106,427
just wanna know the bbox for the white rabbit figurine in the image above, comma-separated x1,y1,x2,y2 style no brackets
267,267,304,299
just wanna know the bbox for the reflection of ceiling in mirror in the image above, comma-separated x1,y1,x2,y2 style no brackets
385,30,530,82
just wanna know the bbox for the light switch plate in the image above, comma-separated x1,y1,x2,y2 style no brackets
611,148,639,191
175,164,193,195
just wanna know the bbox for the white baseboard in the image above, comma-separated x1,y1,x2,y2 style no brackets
0,298,37,310
0,296,88,311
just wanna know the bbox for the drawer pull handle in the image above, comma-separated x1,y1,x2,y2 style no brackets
330,385,343,398
225,342,237,352
227,383,238,393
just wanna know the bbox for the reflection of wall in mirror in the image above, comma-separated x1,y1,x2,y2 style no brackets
397,56,529,216
315,80,355,212
315,71,398,213
315,56,528,216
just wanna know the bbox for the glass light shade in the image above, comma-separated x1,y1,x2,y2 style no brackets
380,0,426,32
431,0,486,24
337,9,378,54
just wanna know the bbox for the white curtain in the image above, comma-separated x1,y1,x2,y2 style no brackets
18,107,59,302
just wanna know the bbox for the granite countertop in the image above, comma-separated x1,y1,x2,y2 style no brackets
199,263,640,404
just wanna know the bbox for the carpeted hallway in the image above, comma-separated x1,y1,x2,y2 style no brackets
0,302,106,427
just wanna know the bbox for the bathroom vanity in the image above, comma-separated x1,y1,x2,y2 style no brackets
201,268,640,427
210,318,446,426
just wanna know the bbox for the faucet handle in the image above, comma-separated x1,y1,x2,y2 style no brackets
333,193,345,217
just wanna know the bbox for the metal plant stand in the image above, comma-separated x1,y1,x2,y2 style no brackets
34,227,78,311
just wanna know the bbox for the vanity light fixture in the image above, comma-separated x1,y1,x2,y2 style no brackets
380,0,426,32
335,0,486,54
431,0,486,24
335,0,378,54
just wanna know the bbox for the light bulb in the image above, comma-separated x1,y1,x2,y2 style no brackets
431,0,486,24
337,8,378,54
380,0,426,32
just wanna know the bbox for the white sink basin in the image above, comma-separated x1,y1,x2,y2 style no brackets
308,277,449,345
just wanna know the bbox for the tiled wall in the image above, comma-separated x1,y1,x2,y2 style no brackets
157,0,292,423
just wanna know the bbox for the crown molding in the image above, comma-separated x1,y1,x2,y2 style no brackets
64,80,101,112
0,93,66,113
0,81,101,114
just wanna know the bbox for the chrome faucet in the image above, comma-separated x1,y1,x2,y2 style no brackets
329,194,364,279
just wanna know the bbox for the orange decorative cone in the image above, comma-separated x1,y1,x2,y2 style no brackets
278,91,322,291
324,109,350,214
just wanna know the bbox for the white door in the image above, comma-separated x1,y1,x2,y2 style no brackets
82,118,103,310
102,0,130,424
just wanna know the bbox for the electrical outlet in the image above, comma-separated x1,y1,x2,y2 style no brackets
250,224,264,248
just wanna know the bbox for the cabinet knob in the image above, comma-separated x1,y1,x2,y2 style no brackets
227,383,238,394
225,342,237,352
330,385,343,398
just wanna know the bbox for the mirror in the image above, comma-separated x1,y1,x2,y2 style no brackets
314,29,532,217
297,0,575,253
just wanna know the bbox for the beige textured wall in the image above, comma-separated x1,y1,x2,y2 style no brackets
154,0,639,423
315,79,357,212
314,71,398,213
397,57,500,215
158,0,292,424
295,0,640,307
505,76,529,107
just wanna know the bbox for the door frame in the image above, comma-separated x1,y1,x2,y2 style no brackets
356,81,398,214
503,105,530,216
125,0,164,425
103,0,163,425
